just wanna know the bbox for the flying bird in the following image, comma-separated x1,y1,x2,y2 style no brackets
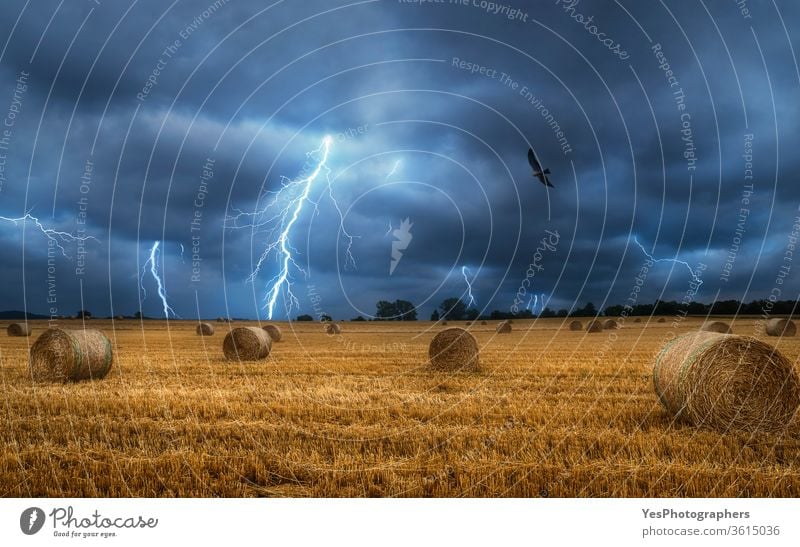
528,148,553,187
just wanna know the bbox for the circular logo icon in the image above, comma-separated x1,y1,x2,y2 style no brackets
20,507,45,535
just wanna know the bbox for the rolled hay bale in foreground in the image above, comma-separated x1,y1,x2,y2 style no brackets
586,320,603,333
603,319,620,330
223,327,271,361
700,321,732,334
653,331,800,432
325,322,341,335
262,324,283,342
196,322,215,336
7,323,31,337
496,320,512,334
29,329,113,382
569,320,583,331
428,327,479,372
766,318,796,337
657,317,666,323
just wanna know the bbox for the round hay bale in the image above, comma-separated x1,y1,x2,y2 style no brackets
325,322,341,335
7,323,31,337
29,329,113,382
440,321,448,326
603,319,620,330
496,320,512,334
114,315,125,321
586,320,603,333
223,327,271,361
569,320,583,331
428,327,479,372
634,318,642,323
196,322,215,336
701,321,732,334
766,318,796,337
480,320,487,325
262,324,283,342
653,331,800,432
216,317,225,323
657,317,666,323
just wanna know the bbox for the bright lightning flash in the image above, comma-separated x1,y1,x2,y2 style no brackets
461,266,477,307
633,236,703,289
140,241,177,318
0,212,98,258
226,136,355,319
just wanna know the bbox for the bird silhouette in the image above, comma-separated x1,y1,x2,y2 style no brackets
528,148,553,187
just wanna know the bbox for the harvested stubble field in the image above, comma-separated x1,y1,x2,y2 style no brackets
1,317,799,497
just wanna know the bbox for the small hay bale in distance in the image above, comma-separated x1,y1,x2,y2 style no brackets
428,327,479,372
496,320,512,334
196,322,215,336
440,320,448,326
325,322,341,335
569,320,583,331
766,318,796,337
603,319,620,330
653,331,800,432
586,320,603,333
634,318,642,323
657,317,666,323
262,324,283,342
29,328,113,382
700,321,732,334
7,323,31,337
480,320,487,325
223,327,271,361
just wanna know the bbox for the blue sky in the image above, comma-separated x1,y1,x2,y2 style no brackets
0,0,798,320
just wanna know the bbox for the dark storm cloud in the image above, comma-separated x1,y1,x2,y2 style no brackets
0,0,797,319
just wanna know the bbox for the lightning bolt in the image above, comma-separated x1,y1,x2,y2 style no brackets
633,236,703,289
140,241,177,318
179,243,185,263
28,509,38,531
0,212,98,258
526,294,537,313
385,159,401,181
226,136,355,319
461,266,477,307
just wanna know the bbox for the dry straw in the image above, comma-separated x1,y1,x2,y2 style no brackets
7,323,31,337
603,319,620,330
262,324,283,342
586,320,603,333
223,327,271,361
196,322,215,336
701,321,732,334
428,327,479,372
325,322,341,335
29,328,113,382
569,320,583,331
653,331,800,432
496,320,512,334
766,318,796,337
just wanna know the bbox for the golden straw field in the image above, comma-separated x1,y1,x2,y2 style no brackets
1,317,799,497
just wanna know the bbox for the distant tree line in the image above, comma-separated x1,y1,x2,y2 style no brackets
290,297,799,322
